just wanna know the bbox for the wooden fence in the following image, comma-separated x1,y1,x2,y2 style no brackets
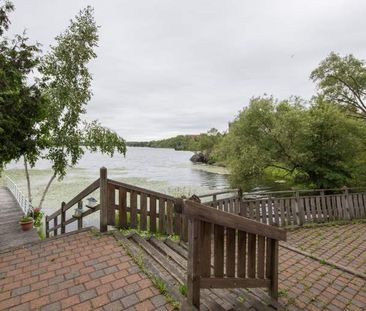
176,199,286,308
46,167,188,241
45,167,287,309
202,188,366,227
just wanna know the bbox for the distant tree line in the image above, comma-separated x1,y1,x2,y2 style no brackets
127,129,223,164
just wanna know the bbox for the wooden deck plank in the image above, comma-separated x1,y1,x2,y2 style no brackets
0,187,39,252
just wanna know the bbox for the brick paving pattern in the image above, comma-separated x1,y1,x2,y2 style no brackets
286,223,366,274
278,223,366,311
0,231,173,311
1,224,366,310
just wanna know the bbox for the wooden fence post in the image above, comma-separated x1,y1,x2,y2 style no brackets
320,190,327,220
268,239,279,300
238,189,243,215
343,187,350,220
77,201,83,230
100,167,108,232
187,217,200,309
61,202,66,234
297,191,305,225
53,216,58,236
45,216,49,238
212,194,217,209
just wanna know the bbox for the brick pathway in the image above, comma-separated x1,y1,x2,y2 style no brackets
1,225,366,310
279,223,366,311
0,230,173,311
286,223,366,274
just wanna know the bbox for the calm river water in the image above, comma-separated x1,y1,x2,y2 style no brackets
4,147,229,226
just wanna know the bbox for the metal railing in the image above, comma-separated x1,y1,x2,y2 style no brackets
4,175,33,215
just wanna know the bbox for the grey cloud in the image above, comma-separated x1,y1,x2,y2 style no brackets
9,0,366,140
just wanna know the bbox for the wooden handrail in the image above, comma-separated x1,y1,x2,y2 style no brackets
107,179,176,201
46,178,101,237
63,179,100,211
47,179,100,220
178,199,285,309
178,199,286,241
46,204,100,234
47,209,62,220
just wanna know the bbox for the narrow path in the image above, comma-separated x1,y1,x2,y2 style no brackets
0,187,39,252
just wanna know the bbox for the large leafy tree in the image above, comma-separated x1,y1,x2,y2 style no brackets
0,1,47,171
311,52,366,119
217,96,366,190
301,98,366,188
23,6,126,208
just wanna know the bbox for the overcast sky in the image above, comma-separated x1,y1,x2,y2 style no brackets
9,0,366,140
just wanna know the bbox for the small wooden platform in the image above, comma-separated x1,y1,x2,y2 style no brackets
0,187,39,252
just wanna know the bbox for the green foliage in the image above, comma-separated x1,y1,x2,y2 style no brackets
16,6,126,208
311,52,366,118
31,208,44,227
83,120,126,156
0,0,13,36
179,283,187,297
301,98,366,188
216,96,366,190
128,134,201,151
39,6,100,179
19,215,33,222
197,128,223,163
0,1,47,170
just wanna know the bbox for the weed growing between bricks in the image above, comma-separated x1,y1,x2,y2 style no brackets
117,239,181,309
118,227,180,242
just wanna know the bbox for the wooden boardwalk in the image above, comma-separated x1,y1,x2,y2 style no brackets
0,187,39,252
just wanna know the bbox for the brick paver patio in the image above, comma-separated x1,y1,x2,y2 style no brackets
278,246,366,310
1,224,366,310
0,230,173,311
286,222,366,274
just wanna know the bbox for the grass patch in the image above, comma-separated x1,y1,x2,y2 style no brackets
118,227,180,242
278,289,288,298
319,259,327,265
179,284,187,297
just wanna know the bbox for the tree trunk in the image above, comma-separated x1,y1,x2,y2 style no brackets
23,156,32,203
38,173,57,210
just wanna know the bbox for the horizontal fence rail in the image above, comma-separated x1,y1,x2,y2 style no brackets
177,199,286,309
4,175,32,215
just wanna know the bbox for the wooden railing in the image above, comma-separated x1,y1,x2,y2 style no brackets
176,199,286,309
45,179,100,237
203,188,366,227
46,167,188,241
105,178,188,241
